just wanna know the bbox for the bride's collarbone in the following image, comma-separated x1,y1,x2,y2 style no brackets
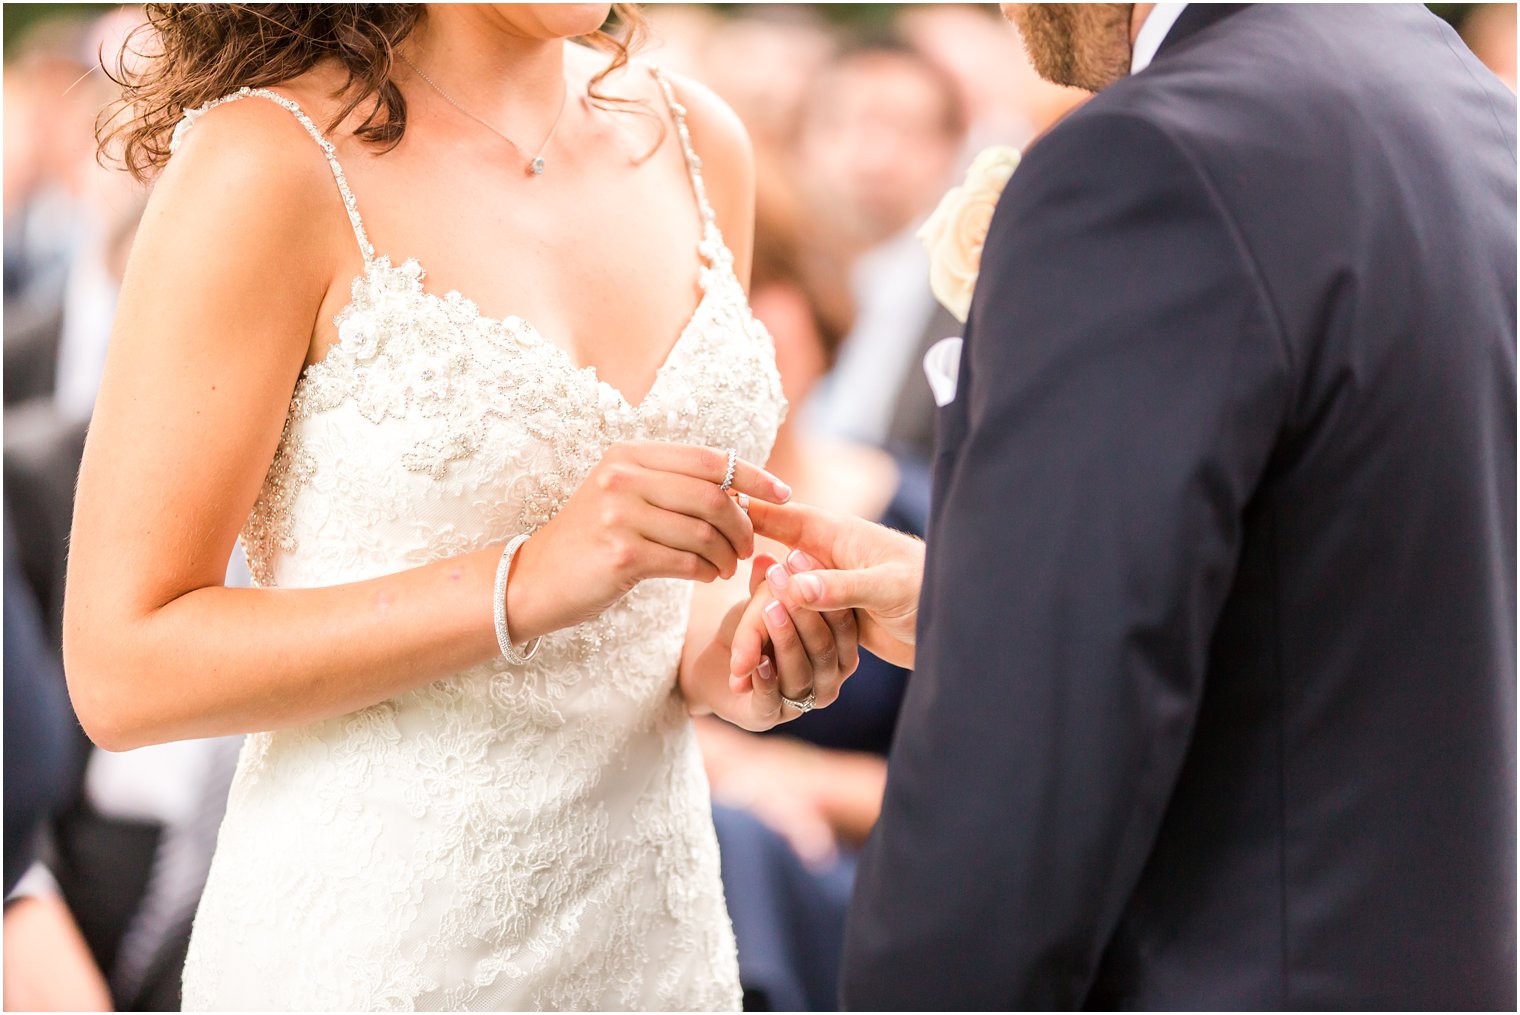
305,204,711,387
299,84,715,382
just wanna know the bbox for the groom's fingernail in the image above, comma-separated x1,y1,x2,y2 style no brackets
766,564,790,591
795,574,822,602
764,600,789,627
757,657,776,683
787,549,814,572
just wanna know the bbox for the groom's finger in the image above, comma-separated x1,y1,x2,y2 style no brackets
765,566,840,700
761,595,817,708
744,499,835,562
790,565,900,616
786,549,859,684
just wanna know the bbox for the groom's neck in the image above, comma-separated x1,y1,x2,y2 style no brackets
1131,3,1157,45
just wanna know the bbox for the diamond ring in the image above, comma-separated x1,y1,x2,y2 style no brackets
780,691,817,714
719,447,738,492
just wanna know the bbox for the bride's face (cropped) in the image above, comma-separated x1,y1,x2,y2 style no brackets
456,4,615,41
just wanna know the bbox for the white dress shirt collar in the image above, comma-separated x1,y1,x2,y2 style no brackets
1131,3,1189,74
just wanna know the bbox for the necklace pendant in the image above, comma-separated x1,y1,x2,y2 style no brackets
529,157,546,176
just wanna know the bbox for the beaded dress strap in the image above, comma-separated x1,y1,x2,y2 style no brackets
649,66,719,235
170,86,375,265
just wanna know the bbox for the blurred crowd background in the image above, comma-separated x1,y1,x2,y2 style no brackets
3,3,1514,1011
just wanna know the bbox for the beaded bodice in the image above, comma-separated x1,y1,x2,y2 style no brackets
176,67,782,1011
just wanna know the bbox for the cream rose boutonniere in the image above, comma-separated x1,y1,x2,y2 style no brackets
917,145,1021,323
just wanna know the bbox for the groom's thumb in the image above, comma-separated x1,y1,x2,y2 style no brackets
791,567,890,614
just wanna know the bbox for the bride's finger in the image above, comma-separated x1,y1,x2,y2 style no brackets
729,558,779,677
748,553,774,596
785,549,860,687
764,569,841,704
627,442,792,504
749,652,785,728
630,503,740,580
635,471,754,562
761,593,826,707
636,542,723,584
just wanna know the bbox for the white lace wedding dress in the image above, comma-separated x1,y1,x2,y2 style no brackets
175,67,784,1011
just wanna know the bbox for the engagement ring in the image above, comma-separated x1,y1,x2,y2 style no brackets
780,691,817,714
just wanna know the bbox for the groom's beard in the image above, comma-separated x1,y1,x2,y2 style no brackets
1006,3,1134,93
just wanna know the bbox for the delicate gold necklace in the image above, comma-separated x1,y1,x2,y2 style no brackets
402,55,569,176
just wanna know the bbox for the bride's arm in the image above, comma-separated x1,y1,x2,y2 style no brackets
65,101,784,753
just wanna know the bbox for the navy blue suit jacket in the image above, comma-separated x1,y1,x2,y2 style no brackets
841,5,1516,1009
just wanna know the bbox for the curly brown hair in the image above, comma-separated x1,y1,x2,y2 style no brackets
99,3,651,182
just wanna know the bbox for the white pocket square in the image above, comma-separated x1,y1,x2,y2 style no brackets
923,336,964,407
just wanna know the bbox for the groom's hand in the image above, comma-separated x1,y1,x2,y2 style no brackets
745,500,925,669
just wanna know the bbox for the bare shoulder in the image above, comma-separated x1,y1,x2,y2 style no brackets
156,82,348,241
573,45,753,196
146,73,363,312
625,60,757,277
644,65,755,202
649,67,752,164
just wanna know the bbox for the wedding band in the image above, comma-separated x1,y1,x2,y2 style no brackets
780,691,817,714
719,447,738,492
736,492,750,514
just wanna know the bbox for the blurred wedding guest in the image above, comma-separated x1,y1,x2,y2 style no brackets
4,64,46,299
4,508,113,1012
2,28,94,303
6,420,249,1011
4,509,80,898
4,7,142,297
7,361,250,1012
5,10,147,415
695,171,930,1011
7,400,250,1008
689,7,838,163
898,2,1086,152
639,2,719,79
796,41,967,460
51,160,148,423
5,162,144,636
1463,2,1517,92
4,167,145,416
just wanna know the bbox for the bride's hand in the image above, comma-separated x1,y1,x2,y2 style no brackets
507,442,791,640
682,553,860,732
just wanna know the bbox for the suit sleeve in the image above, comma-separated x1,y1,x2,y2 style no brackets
840,110,1292,1009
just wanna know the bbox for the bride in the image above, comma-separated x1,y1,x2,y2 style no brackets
64,3,858,1010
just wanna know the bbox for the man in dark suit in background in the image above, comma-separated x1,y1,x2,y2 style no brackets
750,3,1516,1008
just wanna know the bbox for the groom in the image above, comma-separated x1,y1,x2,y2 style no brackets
751,3,1516,1008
